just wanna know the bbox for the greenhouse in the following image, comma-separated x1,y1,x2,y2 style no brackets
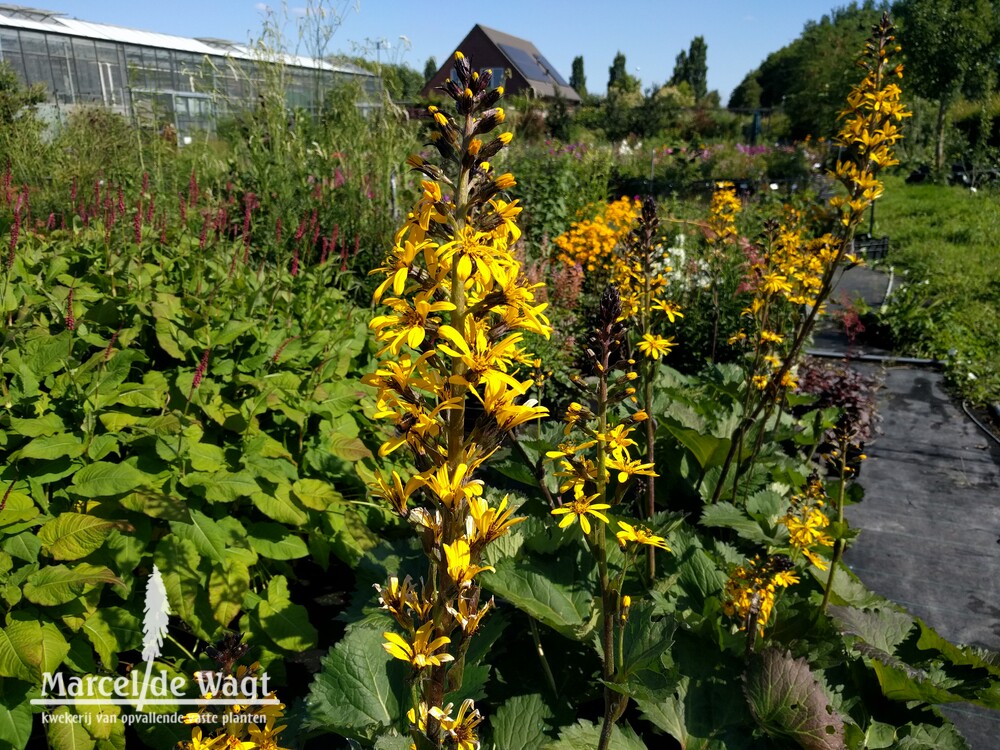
0,3,379,140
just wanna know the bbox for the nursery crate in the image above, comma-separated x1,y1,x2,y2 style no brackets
853,234,889,260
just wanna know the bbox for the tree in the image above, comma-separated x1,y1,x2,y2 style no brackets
570,55,588,98
423,56,438,84
670,36,708,101
608,51,640,95
894,0,998,170
729,3,887,138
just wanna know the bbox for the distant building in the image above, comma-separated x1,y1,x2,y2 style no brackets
0,3,379,141
421,24,579,104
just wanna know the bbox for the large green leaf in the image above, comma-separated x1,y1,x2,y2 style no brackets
636,632,753,750
208,559,250,627
169,509,227,564
543,720,648,749
16,434,85,461
292,478,343,511
37,513,114,560
23,563,122,606
256,576,317,652
307,620,406,741
480,547,597,641
246,523,309,560
744,648,846,750
0,681,32,750
660,419,732,470
700,502,777,545
0,618,69,683
83,607,142,670
491,693,555,750
250,488,309,526
619,601,676,680
71,461,151,496
46,706,96,750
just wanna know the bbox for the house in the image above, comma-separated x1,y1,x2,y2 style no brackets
0,3,379,140
421,24,580,104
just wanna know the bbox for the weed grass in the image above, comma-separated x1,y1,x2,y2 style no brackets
874,174,1000,405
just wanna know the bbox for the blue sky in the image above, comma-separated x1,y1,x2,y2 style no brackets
56,1,846,100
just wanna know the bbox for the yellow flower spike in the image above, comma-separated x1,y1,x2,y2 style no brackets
468,494,526,544
383,622,454,669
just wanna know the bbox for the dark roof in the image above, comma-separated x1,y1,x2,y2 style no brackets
476,25,579,102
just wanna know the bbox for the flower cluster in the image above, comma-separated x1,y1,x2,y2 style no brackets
553,196,640,273
181,642,288,750
829,13,909,226
780,479,835,570
546,287,656,531
611,196,684,343
704,181,742,248
723,554,799,639
364,51,549,747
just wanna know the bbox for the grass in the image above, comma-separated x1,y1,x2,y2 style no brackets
873,174,1000,405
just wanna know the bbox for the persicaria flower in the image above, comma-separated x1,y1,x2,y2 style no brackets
192,348,211,389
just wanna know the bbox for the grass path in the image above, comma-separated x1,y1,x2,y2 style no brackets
873,175,1000,404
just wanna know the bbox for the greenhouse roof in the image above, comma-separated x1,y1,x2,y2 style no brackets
0,3,374,76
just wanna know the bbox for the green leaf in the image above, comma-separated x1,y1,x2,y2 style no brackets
38,513,114,560
2,532,41,563
187,443,227,472
744,648,846,750
87,434,119,461
46,706,96,750
16,434,85,461
9,413,64,437
700,502,775,545
660,419,731,470
0,618,70,683
23,563,122,606
246,523,309,560
71,461,151,496
543,720,648,749
328,432,373,462
257,593,318,652
307,622,406,741
179,470,257,502
491,694,554,750
153,535,211,641
636,631,752,749
480,548,597,641
619,601,675,679
292,478,343,511
0,681,33,750
169,509,227,564
828,605,915,656
208,559,250,627
250,487,309,526
0,491,38,528
83,607,142,670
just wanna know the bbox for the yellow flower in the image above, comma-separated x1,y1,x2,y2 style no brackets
447,593,495,634
636,333,675,360
383,622,454,669
468,495,525,544
616,521,670,550
607,456,658,484
443,538,495,587
551,493,611,535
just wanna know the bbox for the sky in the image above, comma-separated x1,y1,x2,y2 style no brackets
53,1,847,101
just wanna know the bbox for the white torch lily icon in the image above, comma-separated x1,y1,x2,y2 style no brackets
137,565,170,711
